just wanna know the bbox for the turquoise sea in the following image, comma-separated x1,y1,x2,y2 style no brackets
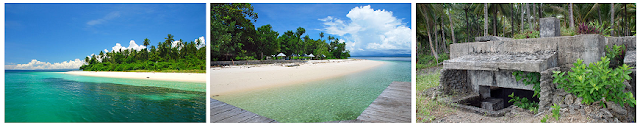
4,70,206,122
213,57,411,122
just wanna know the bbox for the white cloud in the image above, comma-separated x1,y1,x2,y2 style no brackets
196,36,205,49
110,40,146,52
5,59,85,70
87,11,120,26
320,5,411,56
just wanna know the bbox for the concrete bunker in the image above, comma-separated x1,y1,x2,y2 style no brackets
440,17,636,118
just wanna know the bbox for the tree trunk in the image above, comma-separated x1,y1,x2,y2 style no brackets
484,3,489,36
420,4,439,61
434,23,439,53
465,7,470,41
512,3,515,37
569,3,574,29
427,23,439,62
528,3,533,31
521,3,525,33
624,4,627,36
539,3,542,19
493,6,497,36
611,3,615,36
441,20,449,53
448,7,457,44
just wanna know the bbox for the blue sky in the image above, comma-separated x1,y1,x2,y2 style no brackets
252,3,412,57
5,3,205,69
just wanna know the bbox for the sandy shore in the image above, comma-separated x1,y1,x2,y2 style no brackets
210,59,385,97
60,71,206,83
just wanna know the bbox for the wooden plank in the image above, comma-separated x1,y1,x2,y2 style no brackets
356,81,411,123
210,98,277,123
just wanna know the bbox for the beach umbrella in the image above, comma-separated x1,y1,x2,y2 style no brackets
308,54,315,57
277,53,286,57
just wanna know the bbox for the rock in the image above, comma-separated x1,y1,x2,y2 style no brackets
605,101,627,115
564,94,575,106
574,97,583,105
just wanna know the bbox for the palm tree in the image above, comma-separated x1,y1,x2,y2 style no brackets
85,56,90,64
143,38,150,48
484,3,489,36
419,4,439,62
611,3,615,36
569,3,574,29
319,32,324,40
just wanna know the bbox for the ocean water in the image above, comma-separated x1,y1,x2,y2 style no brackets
4,70,206,122
213,57,411,122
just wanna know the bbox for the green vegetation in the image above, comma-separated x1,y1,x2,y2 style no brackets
80,34,206,72
577,21,613,36
512,71,541,98
552,57,635,108
508,92,539,112
211,3,349,61
416,71,456,123
551,103,561,120
541,115,549,123
605,44,626,68
416,53,449,70
513,30,540,39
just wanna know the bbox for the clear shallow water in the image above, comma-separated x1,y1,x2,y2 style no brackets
5,70,206,122
213,57,410,122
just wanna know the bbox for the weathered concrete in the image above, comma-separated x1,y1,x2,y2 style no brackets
606,36,636,51
450,34,606,70
440,69,472,95
475,36,512,42
539,17,561,38
482,98,504,111
624,50,636,67
444,52,557,72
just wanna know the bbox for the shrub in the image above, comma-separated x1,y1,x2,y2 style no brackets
577,21,612,36
508,92,539,112
552,57,635,107
512,71,541,98
513,30,540,39
561,26,576,36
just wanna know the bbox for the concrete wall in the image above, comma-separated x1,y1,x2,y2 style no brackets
450,34,609,69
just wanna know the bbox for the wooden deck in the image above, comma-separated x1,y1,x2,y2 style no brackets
210,98,277,123
356,81,411,123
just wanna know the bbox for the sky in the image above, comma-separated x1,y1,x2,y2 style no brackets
252,3,412,57
4,3,205,70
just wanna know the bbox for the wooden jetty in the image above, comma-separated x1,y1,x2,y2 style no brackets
210,98,277,123
356,81,411,123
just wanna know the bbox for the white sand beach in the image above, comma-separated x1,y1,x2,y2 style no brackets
61,71,206,83
210,59,385,97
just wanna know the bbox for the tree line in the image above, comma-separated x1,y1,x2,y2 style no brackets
80,34,206,72
211,3,350,61
417,3,636,64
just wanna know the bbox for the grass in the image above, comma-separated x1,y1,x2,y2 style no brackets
416,53,449,70
416,71,456,123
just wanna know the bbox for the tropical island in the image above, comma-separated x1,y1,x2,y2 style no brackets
210,3,412,123
80,34,206,73
211,4,350,61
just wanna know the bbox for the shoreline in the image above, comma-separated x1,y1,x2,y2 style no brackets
60,71,206,83
210,59,385,97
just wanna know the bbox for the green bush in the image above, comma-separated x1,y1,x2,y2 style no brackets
561,26,576,36
512,71,541,98
552,57,635,107
508,92,538,112
513,30,540,39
